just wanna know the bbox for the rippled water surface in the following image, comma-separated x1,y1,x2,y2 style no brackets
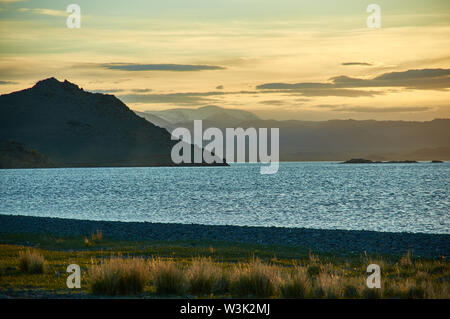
0,162,448,234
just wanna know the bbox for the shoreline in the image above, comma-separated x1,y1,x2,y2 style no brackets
1,214,448,258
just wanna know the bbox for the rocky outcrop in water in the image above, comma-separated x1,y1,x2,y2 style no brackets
0,140,54,168
341,158,418,164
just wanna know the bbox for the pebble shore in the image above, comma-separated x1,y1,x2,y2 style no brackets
0,214,448,258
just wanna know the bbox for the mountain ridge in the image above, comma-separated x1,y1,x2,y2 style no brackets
0,78,226,167
134,105,450,161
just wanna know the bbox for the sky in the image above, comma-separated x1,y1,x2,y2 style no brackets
0,0,449,121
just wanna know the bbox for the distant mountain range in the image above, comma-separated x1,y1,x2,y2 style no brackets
0,78,225,168
136,106,450,161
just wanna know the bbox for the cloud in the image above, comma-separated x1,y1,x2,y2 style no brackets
294,98,311,102
259,100,286,106
271,88,382,97
131,88,152,93
314,104,343,109
102,63,225,72
17,8,67,17
335,106,433,113
373,68,450,81
331,68,450,90
119,86,382,107
259,99,310,108
89,88,153,94
89,89,124,94
342,62,373,66
259,82,333,89
118,92,223,105
118,90,268,105
0,80,18,85
257,68,450,93
315,104,433,113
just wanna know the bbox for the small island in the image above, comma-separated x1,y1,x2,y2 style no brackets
0,140,55,169
341,158,418,164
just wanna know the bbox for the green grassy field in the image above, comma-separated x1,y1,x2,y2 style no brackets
0,232,448,298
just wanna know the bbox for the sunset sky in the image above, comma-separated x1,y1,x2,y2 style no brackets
0,0,449,121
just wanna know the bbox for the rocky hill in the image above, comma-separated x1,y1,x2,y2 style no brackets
0,78,225,167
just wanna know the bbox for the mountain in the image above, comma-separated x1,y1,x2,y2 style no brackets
136,105,259,130
0,78,226,167
136,106,450,161
134,112,173,129
243,118,450,161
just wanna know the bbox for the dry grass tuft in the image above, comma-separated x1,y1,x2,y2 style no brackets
88,256,149,295
231,259,281,298
84,229,103,247
399,250,414,267
91,229,103,242
361,287,381,299
84,237,92,247
280,266,311,298
187,257,222,295
314,272,344,298
150,258,188,295
343,284,360,298
18,249,46,274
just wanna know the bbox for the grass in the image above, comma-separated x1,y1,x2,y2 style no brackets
230,258,281,298
280,266,311,298
0,234,448,298
314,272,344,298
187,257,222,295
88,256,149,295
18,249,46,274
84,229,103,247
150,258,188,295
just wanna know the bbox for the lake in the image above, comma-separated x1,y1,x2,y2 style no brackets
0,162,448,234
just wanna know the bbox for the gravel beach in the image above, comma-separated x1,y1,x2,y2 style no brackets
0,214,448,258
